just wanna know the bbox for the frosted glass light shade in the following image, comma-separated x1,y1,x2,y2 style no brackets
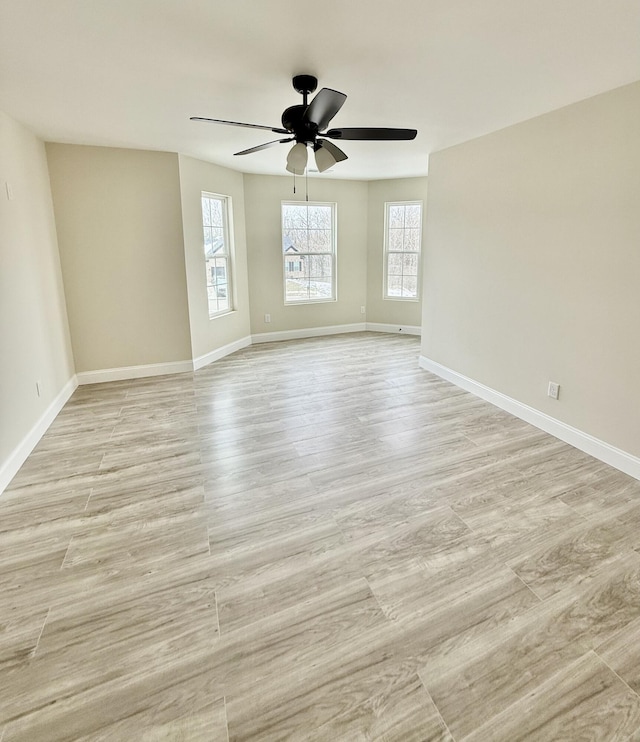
286,142,308,174
314,145,337,173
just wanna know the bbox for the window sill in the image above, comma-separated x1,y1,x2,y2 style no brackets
209,309,236,320
284,297,337,306
383,296,420,303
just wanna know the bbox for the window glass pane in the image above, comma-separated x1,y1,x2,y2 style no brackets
282,204,308,230
285,256,308,279
402,253,419,276
388,229,404,251
403,276,418,298
404,228,420,252
213,257,227,282
210,198,223,227
405,205,421,228
307,229,332,253
388,205,405,228
309,254,331,278
387,253,403,275
307,205,332,229
204,226,226,256
202,197,212,227
218,228,227,254
388,275,403,297
285,276,309,300
299,256,310,278
309,279,332,299
284,229,308,252
203,226,214,253
215,278,229,308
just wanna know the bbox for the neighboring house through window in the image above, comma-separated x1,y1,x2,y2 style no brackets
281,202,336,303
384,201,422,300
201,192,233,316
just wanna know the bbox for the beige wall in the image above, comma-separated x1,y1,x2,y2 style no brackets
0,111,74,476
422,81,640,458
243,174,368,334
178,155,251,359
366,177,427,327
46,145,192,372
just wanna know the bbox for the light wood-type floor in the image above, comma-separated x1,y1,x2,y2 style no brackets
3,333,640,741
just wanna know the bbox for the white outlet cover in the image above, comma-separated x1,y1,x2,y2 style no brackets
548,382,560,399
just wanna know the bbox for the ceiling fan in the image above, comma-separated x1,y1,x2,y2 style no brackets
191,74,417,174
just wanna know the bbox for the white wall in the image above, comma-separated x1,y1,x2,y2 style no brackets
366,177,427,328
0,110,75,490
422,80,640,460
46,145,192,374
243,174,368,336
178,155,251,361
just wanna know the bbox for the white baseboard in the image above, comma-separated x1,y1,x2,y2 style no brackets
76,360,194,385
419,355,640,481
366,322,421,336
0,375,78,494
193,335,252,370
252,323,367,344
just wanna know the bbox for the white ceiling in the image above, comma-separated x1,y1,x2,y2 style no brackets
1,0,639,180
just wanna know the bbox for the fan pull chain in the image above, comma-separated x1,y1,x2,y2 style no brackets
305,167,309,202
293,171,296,194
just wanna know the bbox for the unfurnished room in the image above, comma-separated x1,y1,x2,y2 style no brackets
1,1,640,740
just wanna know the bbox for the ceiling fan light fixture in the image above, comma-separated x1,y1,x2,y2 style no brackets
314,143,337,173
286,142,308,174
191,75,418,174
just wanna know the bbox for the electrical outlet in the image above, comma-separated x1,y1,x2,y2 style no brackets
360,306,366,314
264,314,271,323
548,381,560,400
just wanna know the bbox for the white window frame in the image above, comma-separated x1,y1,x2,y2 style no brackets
383,200,423,302
201,192,234,318
281,201,337,305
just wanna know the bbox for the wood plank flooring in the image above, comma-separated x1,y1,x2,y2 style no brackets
2,332,640,740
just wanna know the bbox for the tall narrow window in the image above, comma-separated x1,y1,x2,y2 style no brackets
201,193,233,317
282,202,336,303
384,201,422,300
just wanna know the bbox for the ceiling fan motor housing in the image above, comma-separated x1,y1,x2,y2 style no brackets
281,105,318,143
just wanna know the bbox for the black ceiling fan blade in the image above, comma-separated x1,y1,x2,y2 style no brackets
315,139,348,162
234,138,293,156
323,127,418,141
303,88,347,130
190,117,289,135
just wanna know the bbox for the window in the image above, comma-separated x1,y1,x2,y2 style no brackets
384,201,422,300
282,202,336,303
201,193,233,316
